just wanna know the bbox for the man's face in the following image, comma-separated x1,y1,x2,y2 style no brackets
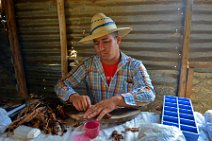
93,34,121,62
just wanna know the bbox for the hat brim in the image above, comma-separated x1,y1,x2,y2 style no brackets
79,27,132,43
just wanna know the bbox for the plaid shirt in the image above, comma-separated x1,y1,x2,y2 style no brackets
55,52,155,106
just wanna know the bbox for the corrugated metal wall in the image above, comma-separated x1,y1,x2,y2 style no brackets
15,0,61,96
0,23,18,97
190,0,212,113
11,0,185,101
1,0,212,112
66,0,183,70
1,0,210,110
191,0,212,67
65,0,184,108
10,0,183,106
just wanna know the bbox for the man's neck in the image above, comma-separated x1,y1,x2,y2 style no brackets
101,53,120,65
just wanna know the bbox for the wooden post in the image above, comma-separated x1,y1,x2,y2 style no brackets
0,0,2,13
57,0,68,78
5,0,28,98
178,0,192,97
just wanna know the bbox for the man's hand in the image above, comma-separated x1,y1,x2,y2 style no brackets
69,94,91,111
83,95,123,121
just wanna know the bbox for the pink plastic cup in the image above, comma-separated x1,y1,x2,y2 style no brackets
83,120,100,139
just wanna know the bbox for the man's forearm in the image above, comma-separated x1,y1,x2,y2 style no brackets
112,95,136,108
68,93,79,103
112,94,150,108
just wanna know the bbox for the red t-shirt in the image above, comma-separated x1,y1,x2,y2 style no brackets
102,62,119,84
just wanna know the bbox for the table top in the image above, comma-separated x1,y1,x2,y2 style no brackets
0,112,210,141
65,105,141,124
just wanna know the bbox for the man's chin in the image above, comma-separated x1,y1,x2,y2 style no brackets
99,54,108,58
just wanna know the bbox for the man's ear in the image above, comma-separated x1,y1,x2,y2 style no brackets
116,36,121,45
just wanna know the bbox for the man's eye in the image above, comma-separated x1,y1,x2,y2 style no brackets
94,42,99,45
103,40,110,44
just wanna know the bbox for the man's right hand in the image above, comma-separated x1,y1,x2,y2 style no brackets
69,94,91,111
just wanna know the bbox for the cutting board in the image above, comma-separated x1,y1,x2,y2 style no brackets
64,105,141,124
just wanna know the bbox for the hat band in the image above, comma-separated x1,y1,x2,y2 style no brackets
90,21,115,34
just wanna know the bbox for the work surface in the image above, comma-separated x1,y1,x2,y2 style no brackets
0,112,210,141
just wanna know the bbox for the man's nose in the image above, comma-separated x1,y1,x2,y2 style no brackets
98,42,104,51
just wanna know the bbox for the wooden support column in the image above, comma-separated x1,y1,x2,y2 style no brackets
178,0,192,97
0,0,2,12
57,0,68,78
5,0,28,98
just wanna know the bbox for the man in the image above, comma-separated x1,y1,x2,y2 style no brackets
55,13,155,121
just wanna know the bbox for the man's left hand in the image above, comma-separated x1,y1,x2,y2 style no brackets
83,96,121,121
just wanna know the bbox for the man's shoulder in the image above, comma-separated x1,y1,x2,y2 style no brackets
82,56,92,61
81,55,98,65
130,57,143,68
121,52,141,62
121,52,142,66
125,55,142,65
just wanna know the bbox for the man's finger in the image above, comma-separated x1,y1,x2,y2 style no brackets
83,108,94,118
83,106,98,119
73,101,80,111
81,98,87,111
86,96,91,109
77,100,84,111
97,109,108,121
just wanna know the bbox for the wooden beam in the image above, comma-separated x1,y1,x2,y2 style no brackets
57,0,68,78
185,68,194,98
178,0,192,97
0,0,2,13
5,0,28,98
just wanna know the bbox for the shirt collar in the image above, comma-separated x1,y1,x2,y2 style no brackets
119,52,130,67
93,52,130,68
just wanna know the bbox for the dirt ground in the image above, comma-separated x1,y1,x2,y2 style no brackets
191,72,212,114
144,72,212,116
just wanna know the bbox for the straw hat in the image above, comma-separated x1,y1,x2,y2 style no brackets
79,13,132,43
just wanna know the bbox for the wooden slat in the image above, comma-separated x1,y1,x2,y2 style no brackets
5,0,28,98
0,0,2,13
178,0,192,97
57,0,67,78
